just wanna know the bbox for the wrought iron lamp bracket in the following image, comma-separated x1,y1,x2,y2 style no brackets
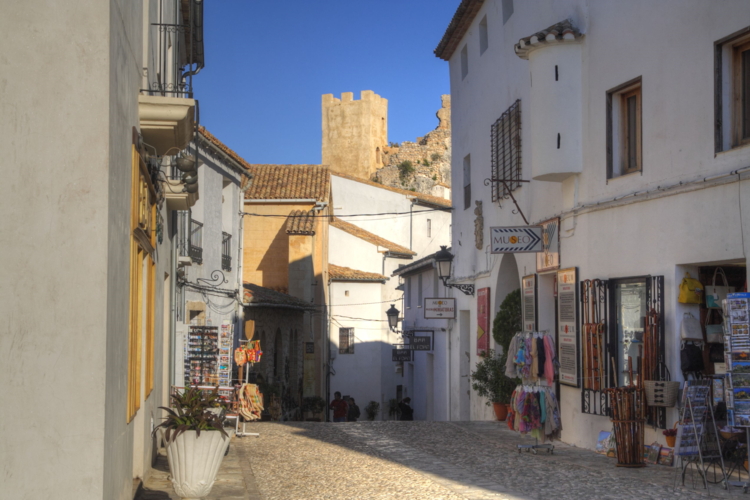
196,270,229,288
441,278,475,296
483,177,531,225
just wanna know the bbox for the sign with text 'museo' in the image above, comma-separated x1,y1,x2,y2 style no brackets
490,226,543,253
424,298,456,319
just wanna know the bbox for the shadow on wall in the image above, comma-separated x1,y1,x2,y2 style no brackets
255,223,290,292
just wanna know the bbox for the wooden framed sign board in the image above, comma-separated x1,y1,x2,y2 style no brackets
557,267,579,387
522,274,537,332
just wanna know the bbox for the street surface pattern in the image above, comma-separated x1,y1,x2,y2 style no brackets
140,420,750,499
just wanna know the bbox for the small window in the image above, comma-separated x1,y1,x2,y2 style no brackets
607,78,642,179
716,28,750,151
463,154,471,210
460,45,469,80
479,16,488,55
418,274,423,306
339,328,354,354
490,100,522,202
427,219,432,238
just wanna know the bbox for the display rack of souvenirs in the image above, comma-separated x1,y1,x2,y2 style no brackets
504,331,558,384
507,384,562,448
722,292,750,492
234,339,263,437
217,321,234,388
184,325,219,386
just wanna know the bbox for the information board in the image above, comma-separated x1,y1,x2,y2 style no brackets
424,298,456,319
392,348,412,362
412,335,432,351
490,226,543,253
522,274,537,332
557,267,579,387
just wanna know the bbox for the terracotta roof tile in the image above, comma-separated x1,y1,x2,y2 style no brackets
434,0,485,61
243,283,316,310
198,127,251,171
329,264,388,282
332,173,452,209
330,217,416,256
243,164,330,202
514,20,583,60
286,210,316,235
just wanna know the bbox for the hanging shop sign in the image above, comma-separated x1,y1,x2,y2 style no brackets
536,218,560,272
477,287,491,356
392,348,412,362
412,331,433,351
557,267,579,387
424,298,456,319
490,226,543,253
522,274,537,332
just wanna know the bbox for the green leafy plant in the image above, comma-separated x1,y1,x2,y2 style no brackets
493,289,521,353
431,153,442,162
422,158,431,166
471,350,518,405
154,386,228,441
432,175,438,181
398,160,415,181
388,398,401,420
365,401,380,421
302,396,326,415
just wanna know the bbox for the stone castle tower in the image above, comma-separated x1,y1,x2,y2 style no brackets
321,90,387,180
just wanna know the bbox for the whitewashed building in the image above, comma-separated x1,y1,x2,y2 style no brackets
436,0,750,450
327,174,452,419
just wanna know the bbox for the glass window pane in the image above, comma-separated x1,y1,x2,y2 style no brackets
627,95,637,170
615,281,647,386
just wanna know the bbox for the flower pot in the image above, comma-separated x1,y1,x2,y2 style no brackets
492,402,508,421
164,430,231,500
665,435,676,448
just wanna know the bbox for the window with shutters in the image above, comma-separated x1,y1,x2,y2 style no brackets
606,78,642,179
716,28,750,151
490,100,522,202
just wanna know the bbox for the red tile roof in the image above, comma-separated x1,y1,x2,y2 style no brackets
329,264,388,282
198,127,251,171
243,164,330,202
434,0,485,61
514,20,583,60
330,217,416,256
243,283,316,310
286,210,316,235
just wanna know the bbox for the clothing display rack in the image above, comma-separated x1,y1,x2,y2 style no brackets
234,339,263,438
514,383,556,455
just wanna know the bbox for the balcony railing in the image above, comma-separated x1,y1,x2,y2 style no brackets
141,0,204,99
189,219,203,264
221,232,232,271
176,211,202,264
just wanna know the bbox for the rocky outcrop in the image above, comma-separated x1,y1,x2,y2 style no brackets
373,95,451,199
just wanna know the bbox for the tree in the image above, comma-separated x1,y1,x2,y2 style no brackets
492,289,521,354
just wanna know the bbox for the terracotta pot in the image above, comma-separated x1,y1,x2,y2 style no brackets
492,402,508,421
665,435,676,448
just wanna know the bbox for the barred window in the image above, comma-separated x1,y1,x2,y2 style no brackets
490,99,522,202
339,328,354,354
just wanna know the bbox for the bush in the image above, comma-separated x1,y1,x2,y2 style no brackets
431,152,442,162
398,160,415,180
154,386,228,441
365,401,380,421
470,350,518,405
493,289,521,353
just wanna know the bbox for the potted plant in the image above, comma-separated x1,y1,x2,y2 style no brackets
302,396,326,421
365,401,380,421
663,427,677,448
471,349,518,420
154,387,231,500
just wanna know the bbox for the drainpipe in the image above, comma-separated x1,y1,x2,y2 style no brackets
326,278,332,422
409,202,413,251
169,210,177,389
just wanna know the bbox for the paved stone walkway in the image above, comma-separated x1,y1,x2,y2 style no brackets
139,420,750,499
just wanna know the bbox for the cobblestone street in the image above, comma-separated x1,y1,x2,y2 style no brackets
140,420,750,500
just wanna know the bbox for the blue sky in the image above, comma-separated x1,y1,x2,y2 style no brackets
198,0,458,165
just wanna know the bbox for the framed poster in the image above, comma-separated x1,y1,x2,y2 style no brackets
536,218,560,272
557,267,579,387
424,298,456,319
477,287,491,356
522,274,537,332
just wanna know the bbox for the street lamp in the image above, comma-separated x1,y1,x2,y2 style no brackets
434,245,475,296
386,304,400,332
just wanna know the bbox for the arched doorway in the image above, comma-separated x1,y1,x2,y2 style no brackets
494,254,521,348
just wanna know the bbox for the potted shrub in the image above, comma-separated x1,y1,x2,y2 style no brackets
365,401,380,421
663,427,677,448
154,387,231,500
302,396,326,421
471,349,517,421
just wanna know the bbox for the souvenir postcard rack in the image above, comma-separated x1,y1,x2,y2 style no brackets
184,326,219,386
673,380,727,490
217,321,234,388
723,292,750,492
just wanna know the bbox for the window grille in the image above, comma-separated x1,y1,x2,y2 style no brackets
490,99,522,202
339,328,354,354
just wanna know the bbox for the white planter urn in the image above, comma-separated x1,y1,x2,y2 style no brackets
164,430,231,500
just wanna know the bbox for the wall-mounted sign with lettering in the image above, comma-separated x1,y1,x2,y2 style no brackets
522,274,537,332
392,348,412,362
536,218,560,272
412,334,433,351
490,226,543,253
424,298,456,319
557,267,579,387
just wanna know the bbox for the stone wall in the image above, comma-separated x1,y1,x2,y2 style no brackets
374,95,452,197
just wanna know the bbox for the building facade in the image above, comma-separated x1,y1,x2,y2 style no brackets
437,0,750,449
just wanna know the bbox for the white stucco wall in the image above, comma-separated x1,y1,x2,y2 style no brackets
445,0,750,450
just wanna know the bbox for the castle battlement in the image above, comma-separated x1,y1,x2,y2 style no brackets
322,90,386,106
